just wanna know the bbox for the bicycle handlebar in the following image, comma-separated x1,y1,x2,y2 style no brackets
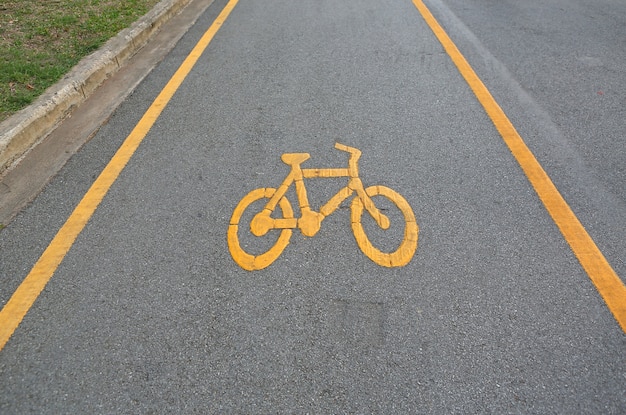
335,142,362,176
335,142,359,154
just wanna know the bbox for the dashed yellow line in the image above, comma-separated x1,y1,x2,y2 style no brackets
0,0,240,352
411,0,626,332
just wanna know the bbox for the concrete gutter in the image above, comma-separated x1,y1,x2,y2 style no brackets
0,0,193,175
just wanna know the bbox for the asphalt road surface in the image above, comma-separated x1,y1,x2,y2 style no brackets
1,0,625,413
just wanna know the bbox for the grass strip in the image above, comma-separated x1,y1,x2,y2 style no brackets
0,0,161,123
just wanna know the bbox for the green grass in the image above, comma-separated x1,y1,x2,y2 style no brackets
0,0,161,123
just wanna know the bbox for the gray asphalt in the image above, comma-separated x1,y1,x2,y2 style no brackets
1,0,625,413
430,0,626,284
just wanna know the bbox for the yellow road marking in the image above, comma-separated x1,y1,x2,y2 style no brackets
0,0,240,352
227,143,418,270
411,0,626,332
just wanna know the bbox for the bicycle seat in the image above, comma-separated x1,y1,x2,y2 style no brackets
281,153,310,165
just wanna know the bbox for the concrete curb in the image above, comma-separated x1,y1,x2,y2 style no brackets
0,0,193,175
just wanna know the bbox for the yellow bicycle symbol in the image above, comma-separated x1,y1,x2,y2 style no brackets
228,143,418,270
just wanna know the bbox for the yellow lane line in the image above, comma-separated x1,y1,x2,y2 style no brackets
411,0,626,332
0,0,240,352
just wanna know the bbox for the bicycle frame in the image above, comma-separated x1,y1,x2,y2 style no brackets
250,143,390,238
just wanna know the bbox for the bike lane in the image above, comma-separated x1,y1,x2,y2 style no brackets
1,0,624,412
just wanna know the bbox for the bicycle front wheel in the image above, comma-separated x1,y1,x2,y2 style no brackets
228,188,293,271
351,185,418,267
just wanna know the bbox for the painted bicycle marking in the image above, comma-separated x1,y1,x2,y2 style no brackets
228,143,418,270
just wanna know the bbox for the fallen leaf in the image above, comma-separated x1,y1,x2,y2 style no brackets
26,84,34,90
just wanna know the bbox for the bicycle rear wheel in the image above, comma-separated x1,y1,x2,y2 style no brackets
351,185,418,267
228,187,293,271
